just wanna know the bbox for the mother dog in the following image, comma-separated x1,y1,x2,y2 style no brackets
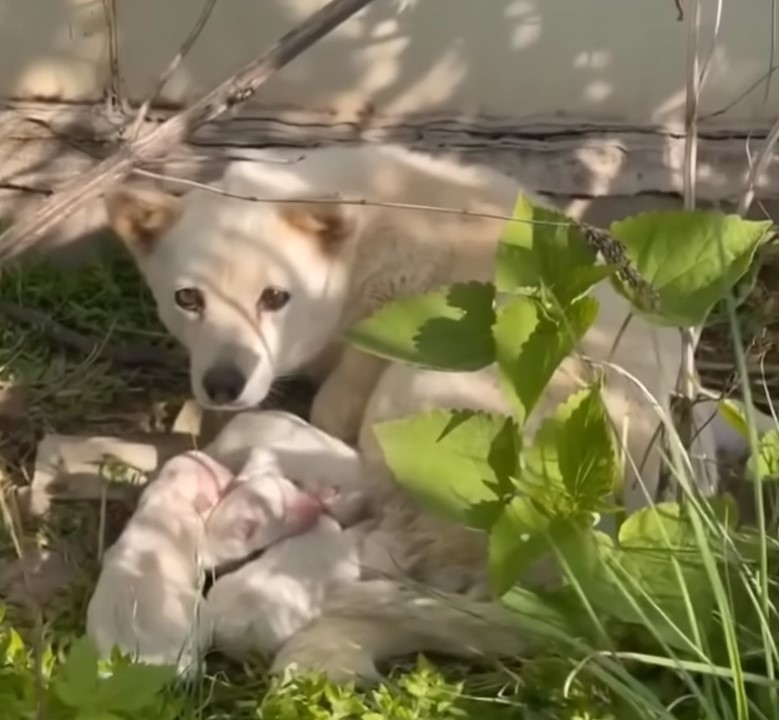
104,144,717,681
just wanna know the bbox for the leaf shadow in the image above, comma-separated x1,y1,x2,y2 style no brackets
411,282,495,371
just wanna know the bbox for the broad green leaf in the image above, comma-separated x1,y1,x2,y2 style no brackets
749,428,779,482
93,662,176,712
718,398,750,440
521,386,619,514
608,500,737,650
609,210,773,326
493,295,599,424
375,409,519,529
488,496,552,595
347,281,495,371
557,385,620,506
496,194,603,304
54,636,100,709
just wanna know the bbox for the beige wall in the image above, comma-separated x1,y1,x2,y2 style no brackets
1,0,777,125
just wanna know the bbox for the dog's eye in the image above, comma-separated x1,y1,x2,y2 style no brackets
257,287,290,312
174,287,205,313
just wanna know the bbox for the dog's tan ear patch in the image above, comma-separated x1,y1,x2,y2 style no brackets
104,187,182,255
279,202,355,255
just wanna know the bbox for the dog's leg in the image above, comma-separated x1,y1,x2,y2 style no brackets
310,348,387,445
270,580,528,684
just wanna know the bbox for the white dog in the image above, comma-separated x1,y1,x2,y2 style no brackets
207,513,363,661
205,446,327,569
205,410,369,526
106,144,720,681
86,451,232,674
87,443,331,674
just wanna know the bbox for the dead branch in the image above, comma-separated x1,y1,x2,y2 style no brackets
0,0,377,265
101,0,126,119
128,0,219,140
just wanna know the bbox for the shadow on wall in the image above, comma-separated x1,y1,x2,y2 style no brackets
0,0,777,122
0,0,777,258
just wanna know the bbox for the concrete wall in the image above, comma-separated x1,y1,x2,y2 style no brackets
1,0,776,125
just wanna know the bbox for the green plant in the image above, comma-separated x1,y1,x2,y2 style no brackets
0,612,180,720
348,194,779,719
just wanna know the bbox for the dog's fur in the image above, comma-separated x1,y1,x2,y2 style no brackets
206,410,369,527
106,144,720,682
86,451,232,673
207,514,362,660
205,447,326,569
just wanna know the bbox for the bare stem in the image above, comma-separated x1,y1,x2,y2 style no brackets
128,0,219,140
0,0,377,265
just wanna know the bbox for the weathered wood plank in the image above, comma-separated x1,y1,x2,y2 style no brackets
0,100,777,253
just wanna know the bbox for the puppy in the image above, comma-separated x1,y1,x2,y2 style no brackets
205,446,328,569
207,514,363,660
205,410,369,527
86,451,232,674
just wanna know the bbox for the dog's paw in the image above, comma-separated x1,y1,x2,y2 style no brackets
270,624,381,686
310,382,365,445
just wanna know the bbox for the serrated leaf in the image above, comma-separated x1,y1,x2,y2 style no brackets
493,295,599,424
557,385,621,505
54,636,100,709
93,662,176,712
347,282,495,371
496,195,602,304
375,409,518,529
609,210,773,326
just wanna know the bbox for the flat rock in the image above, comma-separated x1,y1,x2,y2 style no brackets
30,432,196,512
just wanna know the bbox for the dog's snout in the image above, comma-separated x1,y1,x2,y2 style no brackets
202,363,248,405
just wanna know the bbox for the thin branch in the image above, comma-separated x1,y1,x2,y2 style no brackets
668,0,703,500
701,64,779,120
737,119,779,216
128,0,219,140
0,0,377,265
101,0,125,118
766,0,778,104
133,166,660,308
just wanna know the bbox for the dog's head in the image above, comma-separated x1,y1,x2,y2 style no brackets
104,172,358,409
141,450,234,515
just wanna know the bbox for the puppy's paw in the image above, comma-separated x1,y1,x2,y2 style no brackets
310,381,365,446
270,623,381,686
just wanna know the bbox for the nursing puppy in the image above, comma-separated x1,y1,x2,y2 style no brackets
106,144,720,682
207,513,362,661
205,446,327,569
86,451,232,674
87,445,328,674
205,410,368,527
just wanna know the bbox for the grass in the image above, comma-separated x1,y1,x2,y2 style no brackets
2,245,779,719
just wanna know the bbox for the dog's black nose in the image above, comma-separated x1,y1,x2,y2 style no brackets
202,363,247,405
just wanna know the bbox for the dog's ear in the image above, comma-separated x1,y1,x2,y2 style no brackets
278,201,357,255
104,186,183,255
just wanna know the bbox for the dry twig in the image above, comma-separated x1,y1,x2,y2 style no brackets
101,0,126,118
0,0,377,265
128,0,219,140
